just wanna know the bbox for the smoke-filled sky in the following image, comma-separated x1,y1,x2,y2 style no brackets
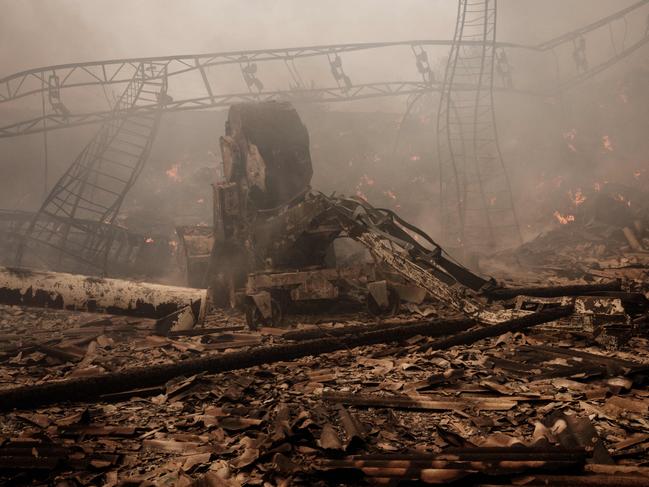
0,0,638,75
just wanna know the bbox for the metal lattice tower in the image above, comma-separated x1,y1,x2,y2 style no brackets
437,0,522,251
16,62,168,274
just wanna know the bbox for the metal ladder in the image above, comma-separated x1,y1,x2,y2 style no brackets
16,62,168,274
436,0,522,252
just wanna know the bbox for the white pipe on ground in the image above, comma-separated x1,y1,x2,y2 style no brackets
0,266,209,323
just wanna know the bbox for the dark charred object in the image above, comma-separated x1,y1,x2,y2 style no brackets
193,101,514,328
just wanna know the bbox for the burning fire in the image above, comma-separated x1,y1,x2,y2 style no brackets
354,174,375,201
384,190,397,200
355,190,368,202
563,129,578,153
165,163,182,182
568,189,586,206
553,211,575,225
613,193,632,207
359,174,375,186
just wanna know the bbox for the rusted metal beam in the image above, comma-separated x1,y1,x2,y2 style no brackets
322,392,519,411
485,281,622,300
318,447,588,482
0,266,208,321
418,306,574,352
282,318,474,341
0,307,570,411
514,474,649,486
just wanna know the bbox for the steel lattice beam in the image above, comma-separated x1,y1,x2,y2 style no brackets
0,1,647,138
15,63,167,274
436,0,522,251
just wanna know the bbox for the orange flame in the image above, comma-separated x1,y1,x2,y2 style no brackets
165,163,182,182
553,211,575,225
569,189,586,206
384,190,397,200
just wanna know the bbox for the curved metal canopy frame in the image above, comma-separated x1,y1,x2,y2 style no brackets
2,0,648,274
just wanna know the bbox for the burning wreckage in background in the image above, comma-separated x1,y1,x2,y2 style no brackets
1,99,649,486
1,0,649,485
203,101,497,328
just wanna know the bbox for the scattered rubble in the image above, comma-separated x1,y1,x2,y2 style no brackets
1,278,648,486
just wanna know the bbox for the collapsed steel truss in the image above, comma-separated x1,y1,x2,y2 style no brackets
436,0,521,250
1,0,648,138
15,63,167,274
1,1,648,274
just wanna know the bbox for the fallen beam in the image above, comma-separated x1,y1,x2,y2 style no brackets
318,447,587,482
419,306,574,352
485,281,621,300
0,307,571,411
282,318,474,341
322,392,520,411
0,266,208,321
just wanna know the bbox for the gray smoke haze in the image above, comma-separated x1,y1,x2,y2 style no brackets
0,0,647,258
0,0,637,73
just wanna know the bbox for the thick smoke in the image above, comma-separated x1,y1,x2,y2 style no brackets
0,0,647,254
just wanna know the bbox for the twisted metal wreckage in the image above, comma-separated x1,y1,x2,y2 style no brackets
2,5,649,485
0,2,647,329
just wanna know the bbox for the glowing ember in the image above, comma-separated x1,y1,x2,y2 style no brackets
384,190,397,200
165,163,182,182
145,237,154,244
410,155,421,161
354,174,376,199
634,169,642,180
359,174,375,186
593,182,602,192
614,193,632,207
569,189,586,206
197,198,205,204
489,196,497,206
553,211,575,225
602,135,614,152
563,129,577,153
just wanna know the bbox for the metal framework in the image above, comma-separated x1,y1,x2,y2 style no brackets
436,0,521,251
1,0,648,139
1,1,648,274
15,62,167,274
0,210,148,274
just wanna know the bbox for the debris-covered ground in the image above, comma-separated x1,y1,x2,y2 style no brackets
1,246,649,487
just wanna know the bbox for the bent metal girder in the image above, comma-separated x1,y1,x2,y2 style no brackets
15,62,168,274
1,0,648,138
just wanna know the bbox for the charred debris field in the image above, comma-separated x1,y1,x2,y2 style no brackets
2,1,649,486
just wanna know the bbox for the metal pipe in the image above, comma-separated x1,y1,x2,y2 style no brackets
0,266,208,321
